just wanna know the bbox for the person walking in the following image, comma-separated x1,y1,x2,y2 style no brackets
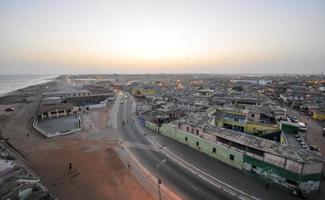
68,163,72,170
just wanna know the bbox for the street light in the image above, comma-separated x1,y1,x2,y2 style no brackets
156,159,167,200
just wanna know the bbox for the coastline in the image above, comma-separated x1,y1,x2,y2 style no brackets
0,75,153,200
0,75,58,98
0,77,59,105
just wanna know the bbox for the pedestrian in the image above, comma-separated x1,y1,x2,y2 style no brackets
266,183,269,189
27,132,30,137
68,163,72,170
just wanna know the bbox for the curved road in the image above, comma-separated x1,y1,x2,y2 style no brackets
111,92,306,200
112,92,232,200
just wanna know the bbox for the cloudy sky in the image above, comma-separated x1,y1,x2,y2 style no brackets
1,0,324,74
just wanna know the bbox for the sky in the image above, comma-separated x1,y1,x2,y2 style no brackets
1,0,325,74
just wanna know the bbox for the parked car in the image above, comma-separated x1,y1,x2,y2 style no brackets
310,145,320,152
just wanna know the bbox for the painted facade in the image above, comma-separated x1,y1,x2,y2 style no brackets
216,110,280,139
312,110,325,121
144,120,323,194
132,88,156,96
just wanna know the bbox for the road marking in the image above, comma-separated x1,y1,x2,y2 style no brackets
192,185,199,191
126,92,260,200
132,108,259,200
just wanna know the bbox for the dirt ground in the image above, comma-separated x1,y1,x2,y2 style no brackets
0,80,152,200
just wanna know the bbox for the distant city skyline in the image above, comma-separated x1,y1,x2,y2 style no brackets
1,0,325,74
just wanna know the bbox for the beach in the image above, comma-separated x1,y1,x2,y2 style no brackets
0,77,152,200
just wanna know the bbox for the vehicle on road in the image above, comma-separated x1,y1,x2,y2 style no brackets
5,107,14,112
298,122,306,132
310,145,320,152
291,117,299,123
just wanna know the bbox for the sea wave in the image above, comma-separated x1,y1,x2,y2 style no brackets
0,75,58,97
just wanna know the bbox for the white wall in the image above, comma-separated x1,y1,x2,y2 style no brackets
286,159,302,174
264,153,285,168
302,163,323,175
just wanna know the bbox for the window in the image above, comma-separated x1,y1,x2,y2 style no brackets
191,128,194,133
247,147,264,157
185,137,188,142
196,141,199,146
217,136,229,145
186,127,190,132
212,147,216,153
229,154,234,161
251,114,255,117
234,118,239,122
178,124,181,128
231,142,246,151
196,129,199,135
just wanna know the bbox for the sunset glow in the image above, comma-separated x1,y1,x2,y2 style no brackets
1,0,325,74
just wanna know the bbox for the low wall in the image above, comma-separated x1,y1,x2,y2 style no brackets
116,144,181,200
33,114,82,138
144,121,158,132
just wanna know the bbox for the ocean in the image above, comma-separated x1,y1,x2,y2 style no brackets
0,75,57,97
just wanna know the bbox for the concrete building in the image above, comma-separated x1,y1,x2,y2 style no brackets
37,103,76,119
143,113,323,195
215,108,281,141
42,89,91,99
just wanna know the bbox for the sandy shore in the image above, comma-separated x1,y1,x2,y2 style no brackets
0,79,152,200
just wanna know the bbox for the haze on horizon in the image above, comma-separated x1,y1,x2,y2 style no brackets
1,0,325,75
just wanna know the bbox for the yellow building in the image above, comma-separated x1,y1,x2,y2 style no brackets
215,109,280,137
132,88,156,96
312,109,325,120
244,121,280,136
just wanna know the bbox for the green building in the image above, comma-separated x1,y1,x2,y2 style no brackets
144,115,323,195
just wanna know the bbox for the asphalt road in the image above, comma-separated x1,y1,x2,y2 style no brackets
111,93,316,200
113,93,232,200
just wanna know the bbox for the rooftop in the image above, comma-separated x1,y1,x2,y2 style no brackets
205,125,322,164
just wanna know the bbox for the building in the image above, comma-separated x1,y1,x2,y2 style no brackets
312,109,325,121
197,89,214,97
0,142,56,200
215,107,281,141
42,89,91,99
143,113,323,195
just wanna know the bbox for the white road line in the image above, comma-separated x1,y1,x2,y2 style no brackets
131,103,260,200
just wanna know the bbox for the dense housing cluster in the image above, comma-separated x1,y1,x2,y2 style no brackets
128,74,325,195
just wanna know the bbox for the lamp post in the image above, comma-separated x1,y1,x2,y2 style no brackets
156,159,166,200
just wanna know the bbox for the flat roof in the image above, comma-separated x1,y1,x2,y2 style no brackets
204,125,321,164
43,89,90,95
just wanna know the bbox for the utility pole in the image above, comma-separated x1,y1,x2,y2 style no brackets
156,159,167,200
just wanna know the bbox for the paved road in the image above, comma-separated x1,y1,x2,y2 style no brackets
111,92,313,200
111,93,233,200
